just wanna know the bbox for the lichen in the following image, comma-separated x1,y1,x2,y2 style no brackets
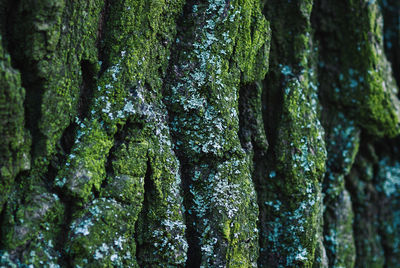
1,0,399,266
323,190,356,268
375,157,400,266
165,0,270,266
59,0,188,266
346,146,386,267
1,188,64,266
315,0,400,137
259,0,327,266
66,198,138,267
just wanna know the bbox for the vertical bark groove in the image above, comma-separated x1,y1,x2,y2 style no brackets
1,0,400,267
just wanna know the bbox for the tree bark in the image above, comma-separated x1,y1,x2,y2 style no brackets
0,0,399,267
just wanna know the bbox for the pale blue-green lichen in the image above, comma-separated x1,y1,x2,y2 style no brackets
1,0,187,266
377,158,400,197
0,1,103,264
321,112,359,267
323,190,356,268
1,188,64,266
346,149,385,267
322,112,360,203
315,0,400,137
1,0,399,267
165,0,270,266
65,198,138,267
260,0,327,266
375,157,400,266
57,1,188,266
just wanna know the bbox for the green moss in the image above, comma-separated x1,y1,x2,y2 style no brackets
313,1,400,265
323,190,356,268
2,0,187,265
65,117,187,267
380,0,400,85
346,148,386,267
1,0,106,189
2,0,398,266
320,111,359,266
0,1,107,265
0,35,31,209
8,0,66,160
165,0,270,266
101,138,148,204
135,135,187,266
56,118,113,204
323,112,360,201
37,0,103,158
66,198,138,267
1,187,64,266
375,157,400,266
315,0,400,137
52,1,189,265
56,0,185,203
259,0,327,266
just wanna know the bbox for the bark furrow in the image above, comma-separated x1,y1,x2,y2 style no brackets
0,0,399,267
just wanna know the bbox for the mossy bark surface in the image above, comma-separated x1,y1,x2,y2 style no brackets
0,0,399,267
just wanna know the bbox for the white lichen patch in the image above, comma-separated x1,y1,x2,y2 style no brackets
71,217,94,236
378,158,400,197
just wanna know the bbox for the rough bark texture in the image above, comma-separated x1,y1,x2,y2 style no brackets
0,0,399,267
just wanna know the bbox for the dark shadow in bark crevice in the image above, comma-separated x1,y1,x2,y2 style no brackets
78,60,98,121
0,202,7,248
238,80,270,265
380,0,400,89
54,188,78,268
134,156,152,266
3,0,49,163
97,0,111,76
161,1,204,267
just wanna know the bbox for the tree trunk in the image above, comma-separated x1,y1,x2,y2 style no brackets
0,0,399,267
